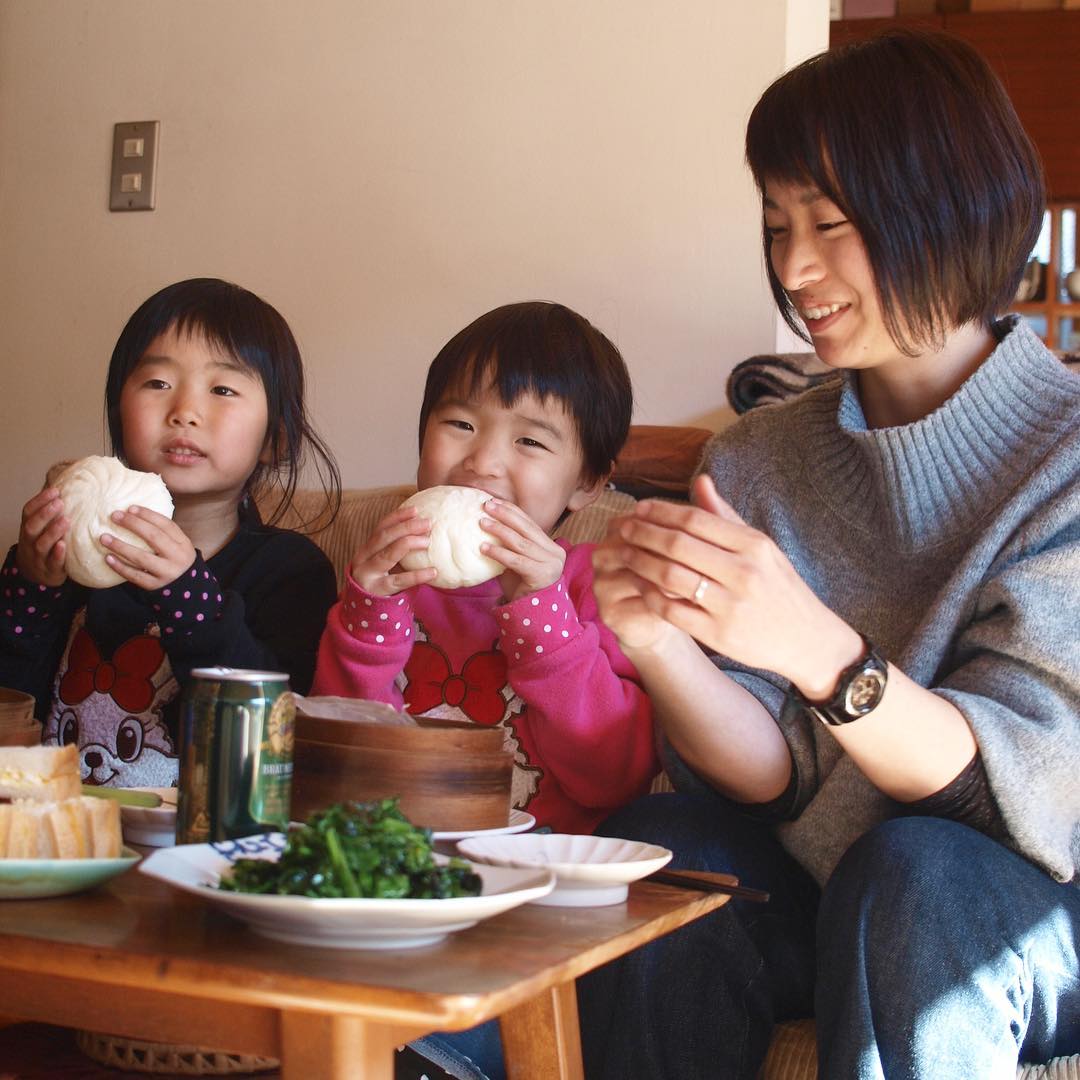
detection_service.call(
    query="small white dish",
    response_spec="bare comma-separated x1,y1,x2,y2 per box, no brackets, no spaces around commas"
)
457,833,673,907
139,832,556,949
431,809,535,842
0,847,141,900
120,787,177,847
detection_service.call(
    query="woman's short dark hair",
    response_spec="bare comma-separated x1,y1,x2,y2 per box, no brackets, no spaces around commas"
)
105,278,340,528
418,302,633,484
745,29,1045,352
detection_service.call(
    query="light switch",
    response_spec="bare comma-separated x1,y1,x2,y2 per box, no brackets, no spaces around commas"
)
110,121,159,211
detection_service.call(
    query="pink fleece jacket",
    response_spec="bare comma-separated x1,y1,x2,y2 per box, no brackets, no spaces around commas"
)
312,540,657,834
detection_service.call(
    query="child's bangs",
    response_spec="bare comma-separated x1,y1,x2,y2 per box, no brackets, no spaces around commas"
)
452,342,578,413
168,311,265,383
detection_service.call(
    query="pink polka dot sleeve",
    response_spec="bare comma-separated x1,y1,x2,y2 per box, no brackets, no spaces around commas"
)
338,582,414,646
495,578,583,664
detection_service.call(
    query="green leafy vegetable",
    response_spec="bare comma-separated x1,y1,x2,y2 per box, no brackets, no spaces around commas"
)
217,798,482,899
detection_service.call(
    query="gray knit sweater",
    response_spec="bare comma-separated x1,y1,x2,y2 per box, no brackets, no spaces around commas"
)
696,318,1080,885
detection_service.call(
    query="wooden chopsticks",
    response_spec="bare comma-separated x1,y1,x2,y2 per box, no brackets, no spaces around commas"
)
645,868,769,903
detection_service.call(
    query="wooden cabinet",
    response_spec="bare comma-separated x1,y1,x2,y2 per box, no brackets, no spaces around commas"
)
1014,201,1080,350
830,11,1080,201
831,14,1080,347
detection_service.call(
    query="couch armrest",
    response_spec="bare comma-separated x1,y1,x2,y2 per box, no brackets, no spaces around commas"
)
612,425,714,499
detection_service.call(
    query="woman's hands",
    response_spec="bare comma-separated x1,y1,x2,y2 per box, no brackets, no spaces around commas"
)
600,473,861,696
592,478,797,803
348,506,438,597
100,507,197,593
16,487,69,587
479,498,566,602
592,513,682,653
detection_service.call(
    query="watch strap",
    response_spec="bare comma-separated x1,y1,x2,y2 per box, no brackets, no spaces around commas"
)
795,634,888,726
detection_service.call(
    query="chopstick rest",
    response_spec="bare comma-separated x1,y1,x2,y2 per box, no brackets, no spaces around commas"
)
645,868,769,903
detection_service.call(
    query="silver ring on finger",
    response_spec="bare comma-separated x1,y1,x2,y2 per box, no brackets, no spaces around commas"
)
692,575,710,605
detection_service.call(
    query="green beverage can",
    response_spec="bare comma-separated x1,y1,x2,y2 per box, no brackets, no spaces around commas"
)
176,667,295,845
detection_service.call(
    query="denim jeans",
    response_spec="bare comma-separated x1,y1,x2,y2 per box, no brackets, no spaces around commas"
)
415,800,1080,1080
411,790,816,1080
577,792,819,1080
817,815,1080,1079
576,795,1080,1080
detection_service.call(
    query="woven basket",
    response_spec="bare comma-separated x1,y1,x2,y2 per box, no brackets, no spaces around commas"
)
76,1031,278,1075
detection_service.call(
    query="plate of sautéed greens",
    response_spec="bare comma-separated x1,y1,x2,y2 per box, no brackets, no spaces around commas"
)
139,798,555,949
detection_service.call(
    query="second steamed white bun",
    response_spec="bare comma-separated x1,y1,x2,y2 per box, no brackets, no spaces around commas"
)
398,486,503,589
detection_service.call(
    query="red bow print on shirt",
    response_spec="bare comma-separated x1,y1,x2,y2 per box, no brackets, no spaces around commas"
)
404,642,508,726
59,629,165,714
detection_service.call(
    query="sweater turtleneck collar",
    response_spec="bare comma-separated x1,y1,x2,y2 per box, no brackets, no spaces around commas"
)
799,317,1080,550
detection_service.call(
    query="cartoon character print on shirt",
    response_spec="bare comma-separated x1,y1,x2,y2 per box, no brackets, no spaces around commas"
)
43,610,179,788
398,621,541,810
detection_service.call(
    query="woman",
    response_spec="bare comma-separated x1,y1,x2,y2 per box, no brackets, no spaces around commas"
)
581,29,1080,1079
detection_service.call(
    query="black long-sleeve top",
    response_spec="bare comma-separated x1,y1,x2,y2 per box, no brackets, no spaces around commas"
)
0,511,336,787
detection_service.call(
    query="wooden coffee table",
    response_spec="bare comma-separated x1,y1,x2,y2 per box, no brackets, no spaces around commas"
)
0,860,733,1079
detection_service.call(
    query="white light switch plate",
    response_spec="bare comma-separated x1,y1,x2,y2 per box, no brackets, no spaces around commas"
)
110,121,159,211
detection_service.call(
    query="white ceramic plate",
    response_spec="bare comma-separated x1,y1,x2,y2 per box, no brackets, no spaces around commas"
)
139,832,556,949
0,847,141,900
457,833,673,907
120,787,177,847
431,809,535,842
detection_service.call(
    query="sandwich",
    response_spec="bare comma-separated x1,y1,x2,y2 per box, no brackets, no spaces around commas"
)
0,744,81,803
0,745,121,859
0,796,121,858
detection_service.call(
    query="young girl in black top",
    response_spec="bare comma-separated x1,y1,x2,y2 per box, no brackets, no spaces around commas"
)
0,278,340,788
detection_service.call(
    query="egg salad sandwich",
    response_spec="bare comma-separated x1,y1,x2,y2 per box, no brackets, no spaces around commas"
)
0,744,81,803
0,745,121,858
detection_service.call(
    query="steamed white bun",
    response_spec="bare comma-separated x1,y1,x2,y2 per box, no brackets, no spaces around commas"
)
55,456,174,589
398,486,503,589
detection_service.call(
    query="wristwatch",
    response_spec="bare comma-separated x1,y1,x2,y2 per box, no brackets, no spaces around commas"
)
796,635,888,726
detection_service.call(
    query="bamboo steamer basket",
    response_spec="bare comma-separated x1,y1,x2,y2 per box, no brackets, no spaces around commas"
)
291,712,514,831
0,687,38,747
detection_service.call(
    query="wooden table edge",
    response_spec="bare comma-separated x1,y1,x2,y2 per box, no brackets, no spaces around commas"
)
0,880,733,1078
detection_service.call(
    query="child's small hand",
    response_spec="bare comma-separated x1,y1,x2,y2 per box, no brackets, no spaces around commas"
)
349,506,438,596
16,487,69,587
480,498,566,602
99,506,197,592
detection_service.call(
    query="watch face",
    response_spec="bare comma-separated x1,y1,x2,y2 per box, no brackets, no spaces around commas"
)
845,668,887,715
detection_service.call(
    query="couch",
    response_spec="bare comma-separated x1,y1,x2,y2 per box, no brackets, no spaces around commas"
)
266,348,1080,1080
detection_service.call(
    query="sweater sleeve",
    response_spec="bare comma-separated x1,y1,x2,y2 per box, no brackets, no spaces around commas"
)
497,542,658,812
933,503,1080,882
311,571,414,706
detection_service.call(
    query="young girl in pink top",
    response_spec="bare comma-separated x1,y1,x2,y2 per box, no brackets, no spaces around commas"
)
313,301,657,834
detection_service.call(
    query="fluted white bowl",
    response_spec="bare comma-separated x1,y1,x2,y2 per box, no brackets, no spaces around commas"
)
457,832,672,907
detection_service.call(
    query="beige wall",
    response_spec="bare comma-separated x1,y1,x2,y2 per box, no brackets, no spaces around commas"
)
0,0,827,543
